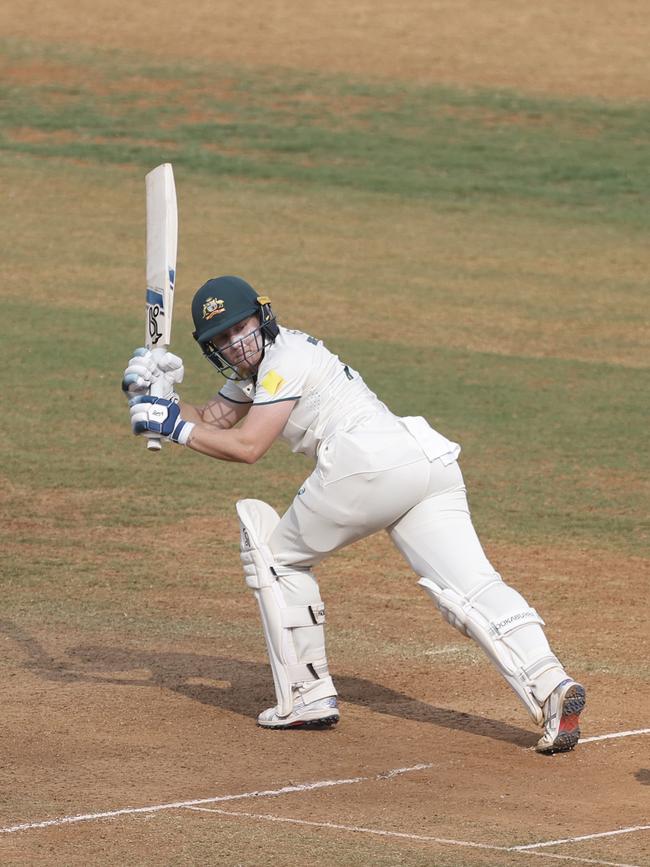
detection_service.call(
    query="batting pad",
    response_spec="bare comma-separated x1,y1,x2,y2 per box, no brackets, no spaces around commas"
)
236,498,335,718
418,575,564,724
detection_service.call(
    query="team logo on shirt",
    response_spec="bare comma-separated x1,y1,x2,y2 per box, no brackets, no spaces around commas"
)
202,297,226,320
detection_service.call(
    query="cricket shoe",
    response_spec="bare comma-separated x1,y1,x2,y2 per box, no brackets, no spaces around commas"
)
257,696,339,730
536,678,586,754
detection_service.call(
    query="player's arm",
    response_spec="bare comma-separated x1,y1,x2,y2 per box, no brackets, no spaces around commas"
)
129,395,296,462
123,349,252,433
179,393,251,430
187,400,296,463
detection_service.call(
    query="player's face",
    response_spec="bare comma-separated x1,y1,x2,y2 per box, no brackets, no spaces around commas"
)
215,314,264,375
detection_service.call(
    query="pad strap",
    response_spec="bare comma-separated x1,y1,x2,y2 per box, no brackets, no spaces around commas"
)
237,498,335,718
281,603,326,628
418,575,562,724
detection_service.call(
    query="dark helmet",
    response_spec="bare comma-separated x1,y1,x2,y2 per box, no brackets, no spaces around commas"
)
191,275,278,378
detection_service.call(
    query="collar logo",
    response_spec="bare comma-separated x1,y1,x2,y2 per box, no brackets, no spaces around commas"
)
202,297,225,320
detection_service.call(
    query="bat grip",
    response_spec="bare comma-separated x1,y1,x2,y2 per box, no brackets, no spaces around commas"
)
145,375,166,452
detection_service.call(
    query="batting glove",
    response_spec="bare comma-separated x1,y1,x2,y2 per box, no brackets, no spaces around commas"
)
122,347,184,401
129,396,195,445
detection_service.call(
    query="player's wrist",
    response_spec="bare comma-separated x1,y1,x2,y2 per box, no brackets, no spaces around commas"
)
170,419,195,446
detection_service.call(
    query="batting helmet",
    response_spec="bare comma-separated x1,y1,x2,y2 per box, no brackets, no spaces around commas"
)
191,275,278,377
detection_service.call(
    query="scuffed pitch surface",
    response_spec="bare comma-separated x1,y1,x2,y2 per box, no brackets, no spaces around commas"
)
0,540,648,865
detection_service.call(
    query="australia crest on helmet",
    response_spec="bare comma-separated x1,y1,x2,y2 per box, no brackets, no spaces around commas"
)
202,297,226,321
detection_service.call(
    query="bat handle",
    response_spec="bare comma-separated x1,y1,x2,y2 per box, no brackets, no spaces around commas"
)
145,374,166,452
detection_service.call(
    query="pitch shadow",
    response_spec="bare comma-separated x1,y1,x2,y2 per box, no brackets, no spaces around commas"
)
0,620,537,749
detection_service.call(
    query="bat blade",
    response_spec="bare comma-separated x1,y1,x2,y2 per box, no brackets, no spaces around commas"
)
144,163,178,451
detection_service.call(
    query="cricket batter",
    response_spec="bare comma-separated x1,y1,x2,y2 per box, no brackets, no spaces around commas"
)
123,275,586,753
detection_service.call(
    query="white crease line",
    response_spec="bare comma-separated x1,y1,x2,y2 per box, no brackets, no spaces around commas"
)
0,763,432,836
511,825,650,850
187,808,509,851
187,807,643,867
579,729,650,744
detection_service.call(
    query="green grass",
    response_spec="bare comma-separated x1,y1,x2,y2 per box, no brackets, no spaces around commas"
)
341,338,649,550
1,39,649,227
0,39,647,646
1,296,647,555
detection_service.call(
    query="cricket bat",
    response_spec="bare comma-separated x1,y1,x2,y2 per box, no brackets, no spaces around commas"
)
144,163,178,451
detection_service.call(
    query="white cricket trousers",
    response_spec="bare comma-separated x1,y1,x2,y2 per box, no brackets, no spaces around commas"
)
268,418,568,710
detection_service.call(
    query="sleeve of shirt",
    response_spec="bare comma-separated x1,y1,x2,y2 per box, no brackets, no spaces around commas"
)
218,377,254,405
253,339,309,406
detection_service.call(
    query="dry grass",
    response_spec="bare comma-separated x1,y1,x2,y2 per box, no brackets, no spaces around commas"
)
3,1,650,100
3,158,648,369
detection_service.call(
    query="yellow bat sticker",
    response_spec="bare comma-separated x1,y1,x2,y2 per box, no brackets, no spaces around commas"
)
260,370,285,396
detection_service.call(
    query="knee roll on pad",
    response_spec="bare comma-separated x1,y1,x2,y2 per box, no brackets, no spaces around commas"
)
236,498,335,718
418,575,561,724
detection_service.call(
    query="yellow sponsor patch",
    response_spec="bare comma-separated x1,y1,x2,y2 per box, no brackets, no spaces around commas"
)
260,370,285,396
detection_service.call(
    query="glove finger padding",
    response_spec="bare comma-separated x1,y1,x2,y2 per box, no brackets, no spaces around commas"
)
122,348,154,396
151,348,184,382
122,362,154,394
122,347,184,399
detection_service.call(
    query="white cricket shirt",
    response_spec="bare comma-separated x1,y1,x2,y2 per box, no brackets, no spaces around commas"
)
218,326,459,462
